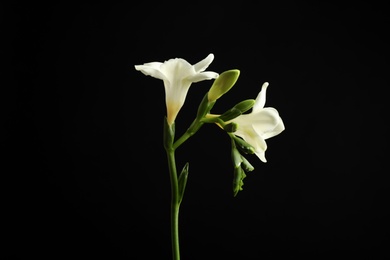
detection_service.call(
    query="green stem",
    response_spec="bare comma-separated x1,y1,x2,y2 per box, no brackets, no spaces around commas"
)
165,127,181,260
164,116,205,259
173,94,216,150
173,131,192,150
173,120,203,150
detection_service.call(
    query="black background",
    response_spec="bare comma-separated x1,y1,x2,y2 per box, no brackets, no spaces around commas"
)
3,2,390,259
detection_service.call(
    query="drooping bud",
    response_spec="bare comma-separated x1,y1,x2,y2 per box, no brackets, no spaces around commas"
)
232,135,255,154
241,155,255,172
233,166,246,197
231,146,243,168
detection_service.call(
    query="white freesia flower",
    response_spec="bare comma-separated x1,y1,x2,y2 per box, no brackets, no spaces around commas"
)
211,82,285,162
135,54,219,125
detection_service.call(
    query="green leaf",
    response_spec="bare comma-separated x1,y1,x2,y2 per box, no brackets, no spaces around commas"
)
178,162,189,204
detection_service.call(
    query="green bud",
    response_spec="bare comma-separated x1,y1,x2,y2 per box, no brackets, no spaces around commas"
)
218,100,255,122
232,135,255,154
231,146,243,168
241,156,254,172
233,166,246,197
208,69,240,102
233,99,255,114
218,108,242,122
224,122,238,133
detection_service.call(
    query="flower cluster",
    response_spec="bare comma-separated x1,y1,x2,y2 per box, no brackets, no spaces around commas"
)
135,53,285,195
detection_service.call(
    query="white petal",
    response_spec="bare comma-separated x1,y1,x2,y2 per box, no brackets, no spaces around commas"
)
255,150,267,163
235,127,268,162
193,53,214,72
252,82,269,112
235,124,265,148
164,80,192,125
250,108,282,135
188,71,219,82
135,61,162,69
232,108,278,137
134,64,167,81
160,58,194,80
262,117,285,139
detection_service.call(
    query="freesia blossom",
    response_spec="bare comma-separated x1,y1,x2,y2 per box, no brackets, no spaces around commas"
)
135,54,219,125
212,82,285,162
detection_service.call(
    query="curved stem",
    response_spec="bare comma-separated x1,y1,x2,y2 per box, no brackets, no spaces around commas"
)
173,120,204,150
173,131,192,150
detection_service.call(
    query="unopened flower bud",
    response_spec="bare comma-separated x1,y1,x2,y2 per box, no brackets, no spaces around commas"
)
208,69,240,102
232,135,255,154
233,99,255,114
224,122,238,133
